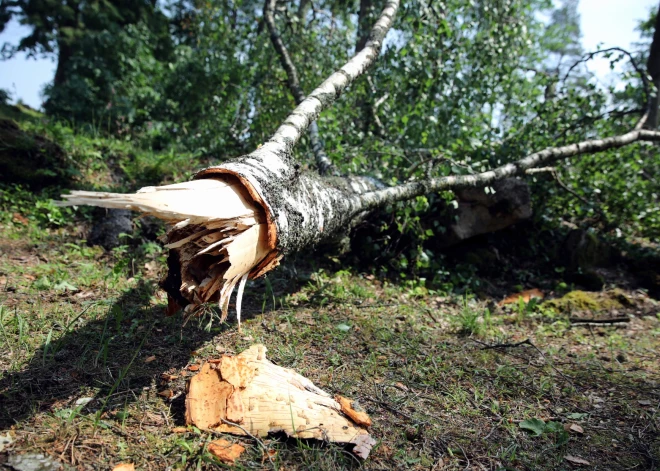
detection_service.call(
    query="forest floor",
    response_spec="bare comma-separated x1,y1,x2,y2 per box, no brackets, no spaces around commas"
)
1,213,659,471
1,104,660,470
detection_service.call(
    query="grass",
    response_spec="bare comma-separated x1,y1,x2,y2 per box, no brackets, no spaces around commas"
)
1,110,659,469
1,207,659,470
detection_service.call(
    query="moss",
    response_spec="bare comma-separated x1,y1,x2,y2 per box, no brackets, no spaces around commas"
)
543,290,624,313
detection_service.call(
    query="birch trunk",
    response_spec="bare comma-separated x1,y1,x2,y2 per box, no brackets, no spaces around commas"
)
60,0,660,324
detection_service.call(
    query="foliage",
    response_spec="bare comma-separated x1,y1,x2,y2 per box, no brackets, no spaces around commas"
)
1,0,658,279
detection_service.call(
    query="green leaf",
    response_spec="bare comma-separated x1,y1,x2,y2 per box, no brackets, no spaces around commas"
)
54,280,78,292
567,412,588,420
544,421,563,433
519,418,546,436
336,323,351,332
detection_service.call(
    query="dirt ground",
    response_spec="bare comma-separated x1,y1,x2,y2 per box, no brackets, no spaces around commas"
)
1,217,659,470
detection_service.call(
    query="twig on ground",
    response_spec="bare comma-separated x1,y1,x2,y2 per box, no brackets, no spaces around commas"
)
473,338,533,350
570,317,630,325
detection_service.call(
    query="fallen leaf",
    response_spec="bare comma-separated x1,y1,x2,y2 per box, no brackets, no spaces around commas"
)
498,288,545,307
565,455,590,466
172,427,188,433
12,213,29,225
157,389,174,399
23,274,36,281
208,438,245,463
564,423,584,434
519,418,546,436
75,397,94,406
188,364,200,371
161,373,178,381
112,464,135,471
394,382,409,391
144,355,157,363
638,400,653,406
261,449,277,464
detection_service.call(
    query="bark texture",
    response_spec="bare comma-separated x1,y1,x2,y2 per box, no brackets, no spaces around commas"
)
647,2,660,129
264,0,336,175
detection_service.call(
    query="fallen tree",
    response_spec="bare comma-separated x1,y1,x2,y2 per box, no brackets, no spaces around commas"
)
61,0,660,328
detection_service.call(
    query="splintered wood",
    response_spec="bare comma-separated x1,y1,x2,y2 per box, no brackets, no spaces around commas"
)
59,177,274,327
185,344,376,459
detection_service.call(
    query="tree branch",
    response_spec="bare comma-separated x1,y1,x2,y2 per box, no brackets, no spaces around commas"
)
563,47,651,116
260,0,399,158
357,129,660,211
263,0,336,175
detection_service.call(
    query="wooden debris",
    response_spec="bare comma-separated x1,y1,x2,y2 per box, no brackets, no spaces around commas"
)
59,176,276,330
335,395,372,427
569,316,629,325
185,344,376,459
208,439,246,464
112,464,135,471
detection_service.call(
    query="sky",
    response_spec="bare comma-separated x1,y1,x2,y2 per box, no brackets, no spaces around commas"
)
0,0,658,110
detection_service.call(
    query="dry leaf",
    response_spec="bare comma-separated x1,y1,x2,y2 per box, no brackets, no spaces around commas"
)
565,423,584,434
172,427,187,434
261,449,277,463
188,364,200,371
498,288,544,307
157,389,174,399
394,382,409,391
565,455,591,466
161,373,178,381
208,438,245,464
112,464,135,471
638,400,653,406
12,213,29,225
144,355,156,363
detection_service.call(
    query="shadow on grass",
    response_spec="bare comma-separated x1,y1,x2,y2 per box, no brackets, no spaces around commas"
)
0,266,314,430
0,280,223,428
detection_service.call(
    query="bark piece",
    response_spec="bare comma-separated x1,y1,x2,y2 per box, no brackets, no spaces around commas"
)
112,465,135,471
185,344,375,459
335,396,372,427
208,439,245,463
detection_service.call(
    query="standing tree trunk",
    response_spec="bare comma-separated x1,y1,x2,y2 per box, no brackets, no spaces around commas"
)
646,2,660,129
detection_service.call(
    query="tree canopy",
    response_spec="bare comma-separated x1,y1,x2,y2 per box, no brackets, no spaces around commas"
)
2,0,659,276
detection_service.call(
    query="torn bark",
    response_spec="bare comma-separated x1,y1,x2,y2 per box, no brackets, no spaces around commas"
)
185,344,376,459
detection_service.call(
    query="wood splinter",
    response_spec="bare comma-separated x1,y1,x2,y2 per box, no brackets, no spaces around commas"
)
58,175,279,330
185,344,377,459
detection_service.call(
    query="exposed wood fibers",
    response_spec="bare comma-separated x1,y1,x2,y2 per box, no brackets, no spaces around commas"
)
59,176,273,329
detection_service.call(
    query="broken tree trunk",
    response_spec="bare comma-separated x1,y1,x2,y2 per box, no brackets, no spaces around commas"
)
185,344,376,459
59,0,660,327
